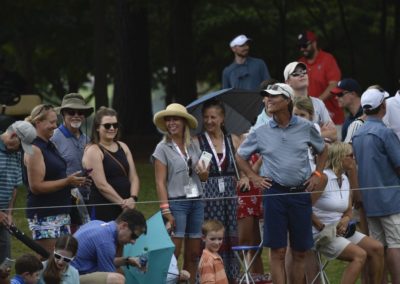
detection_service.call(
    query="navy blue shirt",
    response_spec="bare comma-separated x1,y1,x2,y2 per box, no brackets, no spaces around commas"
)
341,106,363,141
26,137,70,218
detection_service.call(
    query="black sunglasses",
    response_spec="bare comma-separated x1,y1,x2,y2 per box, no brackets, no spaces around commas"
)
290,70,307,77
64,109,85,116
101,123,119,130
54,251,74,263
298,42,311,49
187,157,193,176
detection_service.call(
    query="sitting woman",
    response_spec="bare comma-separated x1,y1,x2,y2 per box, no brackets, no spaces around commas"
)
39,235,79,284
310,142,384,284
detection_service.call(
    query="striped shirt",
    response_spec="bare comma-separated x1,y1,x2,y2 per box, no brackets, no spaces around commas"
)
0,137,22,209
198,249,228,284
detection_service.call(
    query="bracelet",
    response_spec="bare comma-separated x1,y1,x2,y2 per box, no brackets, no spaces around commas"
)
130,195,138,202
160,203,169,209
125,257,130,268
313,170,322,178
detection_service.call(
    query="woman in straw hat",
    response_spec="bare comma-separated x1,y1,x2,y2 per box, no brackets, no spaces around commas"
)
82,107,140,222
24,104,88,254
152,103,209,283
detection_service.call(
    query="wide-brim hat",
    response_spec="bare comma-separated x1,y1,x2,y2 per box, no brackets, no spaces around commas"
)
153,103,198,132
55,93,94,117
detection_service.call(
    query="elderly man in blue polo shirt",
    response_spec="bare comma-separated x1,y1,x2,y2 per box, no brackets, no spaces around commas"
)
236,83,328,284
352,86,400,283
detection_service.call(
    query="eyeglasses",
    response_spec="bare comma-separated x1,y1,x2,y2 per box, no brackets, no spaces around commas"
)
64,109,85,116
187,157,193,176
54,251,74,263
101,123,119,130
290,70,307,77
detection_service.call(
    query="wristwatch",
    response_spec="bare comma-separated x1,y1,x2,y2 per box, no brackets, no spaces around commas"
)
130,195,138,202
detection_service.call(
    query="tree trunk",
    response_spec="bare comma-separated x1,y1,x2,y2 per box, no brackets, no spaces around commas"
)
167,0,197,105
113,0,154,137
92,0,108,108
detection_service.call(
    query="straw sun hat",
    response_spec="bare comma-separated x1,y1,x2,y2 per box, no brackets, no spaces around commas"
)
153,103,198,132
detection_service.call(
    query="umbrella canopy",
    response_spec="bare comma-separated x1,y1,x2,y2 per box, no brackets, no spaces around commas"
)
186,88,263,135
123,211,175,284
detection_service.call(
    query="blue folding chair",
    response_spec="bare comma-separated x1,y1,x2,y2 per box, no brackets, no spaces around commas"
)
232,242,263,284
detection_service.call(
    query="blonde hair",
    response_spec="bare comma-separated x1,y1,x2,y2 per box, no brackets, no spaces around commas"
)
325,142,353,176
202,219,225,236
25,104,55,126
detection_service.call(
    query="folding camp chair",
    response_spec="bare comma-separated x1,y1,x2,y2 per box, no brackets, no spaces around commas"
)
310,250,330,284
232,241,263,284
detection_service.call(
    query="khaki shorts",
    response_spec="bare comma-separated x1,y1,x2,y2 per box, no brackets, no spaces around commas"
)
314,231,365,260
80,272,108,284
368,213,400,248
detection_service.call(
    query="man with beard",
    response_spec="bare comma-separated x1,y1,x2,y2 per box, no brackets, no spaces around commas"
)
297,31,345,134
51,93,93,230
222,34,270,90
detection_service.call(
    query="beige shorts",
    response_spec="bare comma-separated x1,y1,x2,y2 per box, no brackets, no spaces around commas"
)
80,272,108,284
368,213,400,248
314,231,365,259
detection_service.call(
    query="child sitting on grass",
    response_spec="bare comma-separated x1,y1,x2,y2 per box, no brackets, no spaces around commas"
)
198,220,228,284
10,253,43,284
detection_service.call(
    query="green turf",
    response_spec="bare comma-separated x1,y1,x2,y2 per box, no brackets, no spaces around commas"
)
10,162,356,283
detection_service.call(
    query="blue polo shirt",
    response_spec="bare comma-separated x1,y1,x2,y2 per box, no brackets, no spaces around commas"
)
0,137,22,209
352,117,400,217
51,125,89,175
72,220,118,274
238,115,325,187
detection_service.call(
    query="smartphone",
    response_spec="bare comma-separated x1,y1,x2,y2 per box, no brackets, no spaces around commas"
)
199,151,212,168
0,258,15,270
81,168,93,177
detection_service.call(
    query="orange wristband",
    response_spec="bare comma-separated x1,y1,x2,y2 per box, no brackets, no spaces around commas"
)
313,170,322,178
160,203,169,209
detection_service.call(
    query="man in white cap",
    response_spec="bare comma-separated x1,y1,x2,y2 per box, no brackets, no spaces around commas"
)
222,34,270,90
0,121,36,263
236,83,328,283
352,86,400,283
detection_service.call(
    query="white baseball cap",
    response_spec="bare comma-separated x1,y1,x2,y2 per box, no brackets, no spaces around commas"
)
229,35,251,47
361,88,390,110
283,61,307,81
10,121,37,155
260,83,294,100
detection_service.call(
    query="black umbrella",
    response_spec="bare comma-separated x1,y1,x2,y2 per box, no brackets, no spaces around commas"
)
186,88,263,135
6,223,49,259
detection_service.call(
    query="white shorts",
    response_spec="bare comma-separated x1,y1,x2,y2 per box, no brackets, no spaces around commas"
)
367,213,400,248
314,231,365,259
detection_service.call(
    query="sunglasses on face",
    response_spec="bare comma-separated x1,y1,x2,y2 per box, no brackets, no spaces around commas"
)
290,69,307,77
64,109,85,116
336,91,351,97
54,251,74,263
101,123,119,130
298,42,311,49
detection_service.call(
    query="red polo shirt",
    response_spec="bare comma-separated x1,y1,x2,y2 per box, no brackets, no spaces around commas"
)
299,50,344,124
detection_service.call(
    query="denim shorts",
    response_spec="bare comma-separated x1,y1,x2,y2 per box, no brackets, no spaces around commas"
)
169,197,205,238
263,184,313,251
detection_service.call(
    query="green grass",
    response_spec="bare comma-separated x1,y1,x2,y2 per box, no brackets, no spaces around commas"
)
11,162,355,282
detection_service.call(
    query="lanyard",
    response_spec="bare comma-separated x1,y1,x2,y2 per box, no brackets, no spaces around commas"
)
205,132,226,173
173,141,191,176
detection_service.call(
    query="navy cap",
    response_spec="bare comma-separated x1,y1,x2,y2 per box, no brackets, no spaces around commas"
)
331,78,362,95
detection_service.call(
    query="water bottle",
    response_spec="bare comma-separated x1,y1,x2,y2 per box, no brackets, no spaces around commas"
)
138,247,148,273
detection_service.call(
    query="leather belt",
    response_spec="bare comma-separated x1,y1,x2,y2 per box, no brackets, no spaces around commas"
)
272,181,307,192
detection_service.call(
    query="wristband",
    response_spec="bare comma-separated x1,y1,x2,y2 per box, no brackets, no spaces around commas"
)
160,203,169,209
130,195,138,202
313,170,322,178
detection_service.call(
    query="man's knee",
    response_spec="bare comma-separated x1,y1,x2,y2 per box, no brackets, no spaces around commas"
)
291,249,307,262
271,247,286,262
107,272,125,284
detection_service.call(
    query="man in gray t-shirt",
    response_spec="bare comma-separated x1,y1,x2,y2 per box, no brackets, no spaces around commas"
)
236,83,328,283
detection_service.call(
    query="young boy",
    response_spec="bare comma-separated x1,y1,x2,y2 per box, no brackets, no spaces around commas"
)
10,254,43,284
198,220,228,284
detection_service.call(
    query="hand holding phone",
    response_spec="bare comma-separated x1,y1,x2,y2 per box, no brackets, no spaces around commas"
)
198,151,212,169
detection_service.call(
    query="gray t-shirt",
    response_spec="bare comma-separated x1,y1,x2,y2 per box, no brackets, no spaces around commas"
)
310,97,332,125
238,116,325,187
152,139,203,198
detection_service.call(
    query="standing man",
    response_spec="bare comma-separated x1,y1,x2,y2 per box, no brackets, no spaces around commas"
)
222,34,270,90
236,83,328,284
297,31,345,130
330,78,363,141
352,87,400,284
71,209,147,284
0,121,36,263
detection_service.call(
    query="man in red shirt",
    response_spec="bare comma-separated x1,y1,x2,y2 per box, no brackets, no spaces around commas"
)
298,31,345,128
